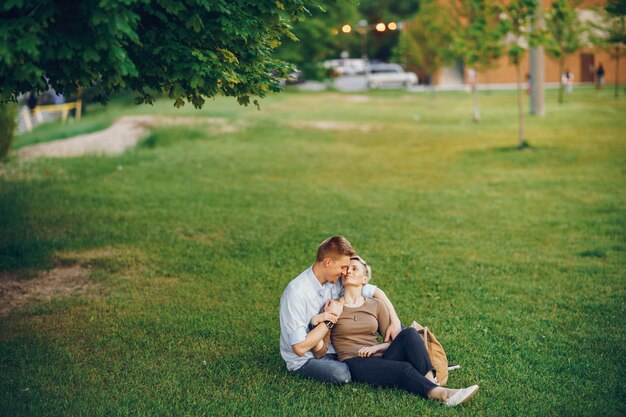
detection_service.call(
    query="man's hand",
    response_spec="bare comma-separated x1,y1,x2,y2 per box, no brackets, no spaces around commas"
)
324,299,344,317
311,311,338,327
384,319,401,342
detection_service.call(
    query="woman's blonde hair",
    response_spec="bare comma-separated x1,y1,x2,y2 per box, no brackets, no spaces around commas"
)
350,256,371,280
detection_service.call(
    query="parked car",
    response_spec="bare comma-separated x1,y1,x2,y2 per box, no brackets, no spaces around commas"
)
366,63,418,89
285,69,305,85
323,58,367,76
273,68,305,87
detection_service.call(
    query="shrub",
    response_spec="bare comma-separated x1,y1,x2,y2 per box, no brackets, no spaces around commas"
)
0,102,18,160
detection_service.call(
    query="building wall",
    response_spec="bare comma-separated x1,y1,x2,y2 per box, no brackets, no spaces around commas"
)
469,48,625,85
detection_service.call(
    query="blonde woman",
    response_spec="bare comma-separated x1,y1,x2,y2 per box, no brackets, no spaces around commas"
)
314,256,479,407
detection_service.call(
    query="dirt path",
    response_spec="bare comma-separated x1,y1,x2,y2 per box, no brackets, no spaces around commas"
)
16,115,378,160
17,115,236,159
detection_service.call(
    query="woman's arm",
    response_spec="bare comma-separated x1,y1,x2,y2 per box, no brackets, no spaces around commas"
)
357,343,390,357
376,296,393,345
373,288,401,341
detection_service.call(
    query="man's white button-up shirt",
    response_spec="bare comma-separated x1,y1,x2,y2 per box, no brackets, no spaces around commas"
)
279,266,377,371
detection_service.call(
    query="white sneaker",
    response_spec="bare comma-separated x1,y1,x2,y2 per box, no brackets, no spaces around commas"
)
443,385,479,407
448,364,461,371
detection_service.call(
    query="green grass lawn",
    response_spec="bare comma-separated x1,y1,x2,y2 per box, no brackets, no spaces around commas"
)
1,87,625,416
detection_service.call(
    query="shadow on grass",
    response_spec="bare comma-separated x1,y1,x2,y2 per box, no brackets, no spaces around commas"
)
485,144,549,153
0,161,136,272
579,249,606,258
460,143,582,170
140,127,209,149
0,184,54,271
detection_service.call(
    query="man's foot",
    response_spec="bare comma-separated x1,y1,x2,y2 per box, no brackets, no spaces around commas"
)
448,363,461,371
443,385,479,407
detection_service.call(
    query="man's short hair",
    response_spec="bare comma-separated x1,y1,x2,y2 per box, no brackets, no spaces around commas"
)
316,236,356,262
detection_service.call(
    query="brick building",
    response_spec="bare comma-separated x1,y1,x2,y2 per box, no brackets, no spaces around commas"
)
435,1,626,87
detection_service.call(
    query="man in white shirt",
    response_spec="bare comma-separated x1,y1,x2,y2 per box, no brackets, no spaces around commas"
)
279,236,401,384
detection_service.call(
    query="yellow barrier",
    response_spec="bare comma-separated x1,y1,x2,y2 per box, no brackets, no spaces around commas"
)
22,99,82,132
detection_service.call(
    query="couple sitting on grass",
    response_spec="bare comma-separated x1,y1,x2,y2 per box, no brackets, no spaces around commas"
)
279,236,479,407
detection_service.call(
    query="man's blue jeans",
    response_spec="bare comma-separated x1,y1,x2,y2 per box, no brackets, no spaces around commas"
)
295,354,352,384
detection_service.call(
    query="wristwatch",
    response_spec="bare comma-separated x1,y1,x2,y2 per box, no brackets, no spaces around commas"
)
325,320,335,329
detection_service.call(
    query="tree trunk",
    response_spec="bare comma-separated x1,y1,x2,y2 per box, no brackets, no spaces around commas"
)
472,82,480,122
615,45,621,99
516,62,527,148
558,58,565,104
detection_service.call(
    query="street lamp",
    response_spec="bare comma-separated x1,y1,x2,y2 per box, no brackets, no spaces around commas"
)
334,20,403,63
358,20,368,61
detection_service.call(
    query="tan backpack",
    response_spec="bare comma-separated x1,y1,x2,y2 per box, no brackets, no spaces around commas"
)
410,321,449,386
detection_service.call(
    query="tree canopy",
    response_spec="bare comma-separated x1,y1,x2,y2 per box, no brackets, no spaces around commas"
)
275,0,360,80
545,0,584,103
545,0,583,60
0,0,319,108
275,0,421,75
392,0,454,83
449,0,505,71
604,0,626,45
358,0,420,60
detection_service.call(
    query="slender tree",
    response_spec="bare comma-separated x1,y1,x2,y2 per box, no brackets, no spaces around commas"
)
606,0,626,98
545,0,584,104
501,0,540,148
588,1,626,98
449,0,506,122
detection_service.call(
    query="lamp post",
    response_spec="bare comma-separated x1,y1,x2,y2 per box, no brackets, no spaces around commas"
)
358,20,368,61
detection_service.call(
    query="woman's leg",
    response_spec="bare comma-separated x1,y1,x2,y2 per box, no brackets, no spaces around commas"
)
345,357,439,398
383,327,435,377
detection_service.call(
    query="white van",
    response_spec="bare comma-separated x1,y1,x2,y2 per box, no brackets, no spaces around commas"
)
366,63,418,88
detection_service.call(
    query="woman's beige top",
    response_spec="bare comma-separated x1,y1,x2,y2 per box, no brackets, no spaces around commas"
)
315,297,390,361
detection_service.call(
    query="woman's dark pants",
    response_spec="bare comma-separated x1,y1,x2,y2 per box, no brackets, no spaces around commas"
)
344,327,438,398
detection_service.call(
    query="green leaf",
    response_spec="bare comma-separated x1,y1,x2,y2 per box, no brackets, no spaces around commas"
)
0,0,320,107
186,14,204,33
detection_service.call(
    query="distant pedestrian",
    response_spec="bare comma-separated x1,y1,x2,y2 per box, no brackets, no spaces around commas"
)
562,69,574,93
596,63,605,90
27,93,38,114
52,92,65,105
